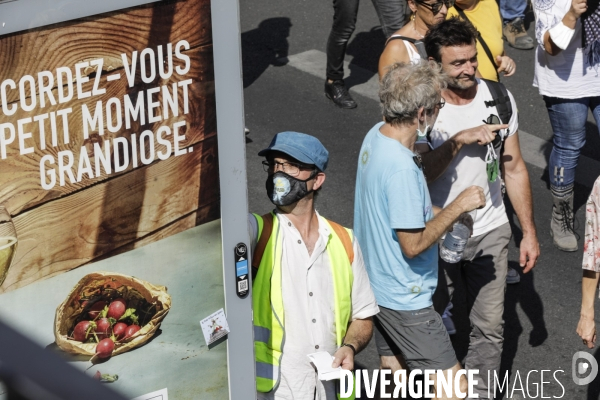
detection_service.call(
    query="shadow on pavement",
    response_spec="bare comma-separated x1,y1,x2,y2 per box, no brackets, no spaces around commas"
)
242,17,292,89
345,26,386,89
497,197,548,398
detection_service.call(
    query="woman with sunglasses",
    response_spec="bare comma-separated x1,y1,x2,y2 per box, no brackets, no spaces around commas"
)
378,0,452,78
448,0,517,81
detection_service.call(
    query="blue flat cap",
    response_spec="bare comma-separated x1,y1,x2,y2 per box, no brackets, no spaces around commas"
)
258,131,329,171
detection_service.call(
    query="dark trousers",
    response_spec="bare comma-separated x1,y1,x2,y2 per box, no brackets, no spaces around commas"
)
326,0,359,81
371,0,409,38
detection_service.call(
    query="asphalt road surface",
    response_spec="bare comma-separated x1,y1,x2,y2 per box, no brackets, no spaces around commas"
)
240,1,600,398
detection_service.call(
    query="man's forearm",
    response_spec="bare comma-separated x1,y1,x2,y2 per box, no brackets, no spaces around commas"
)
421,137,462,183
504,159,536,236
344,317,373,353
398,201,465,258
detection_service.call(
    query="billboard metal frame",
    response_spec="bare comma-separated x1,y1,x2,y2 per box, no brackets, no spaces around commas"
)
211,0,256,398
0,0,161,35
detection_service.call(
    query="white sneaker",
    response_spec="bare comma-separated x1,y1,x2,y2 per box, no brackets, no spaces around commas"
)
506,267,521,284
442,302,456,335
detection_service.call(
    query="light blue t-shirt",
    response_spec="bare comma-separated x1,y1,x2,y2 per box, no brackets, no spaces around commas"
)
353,122,438,311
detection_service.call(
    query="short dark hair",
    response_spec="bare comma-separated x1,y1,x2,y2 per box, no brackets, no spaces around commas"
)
424,17,479,63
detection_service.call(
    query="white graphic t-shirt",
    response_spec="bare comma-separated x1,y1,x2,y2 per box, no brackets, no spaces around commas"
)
428,80,518,237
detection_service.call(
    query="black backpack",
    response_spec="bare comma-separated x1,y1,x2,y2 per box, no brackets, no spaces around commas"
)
481,78,513,127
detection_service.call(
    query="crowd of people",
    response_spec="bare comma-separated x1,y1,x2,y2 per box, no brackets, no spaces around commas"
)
249,0,600,398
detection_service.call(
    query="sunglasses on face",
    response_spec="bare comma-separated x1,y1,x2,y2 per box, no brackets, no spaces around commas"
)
262,160,316,176
413,0,455,15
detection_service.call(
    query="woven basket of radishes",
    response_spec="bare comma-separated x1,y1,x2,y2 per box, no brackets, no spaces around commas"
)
54,272,172,359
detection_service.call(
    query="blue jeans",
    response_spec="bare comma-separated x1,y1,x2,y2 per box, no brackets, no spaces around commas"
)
499,0,526,22
544,96,600,194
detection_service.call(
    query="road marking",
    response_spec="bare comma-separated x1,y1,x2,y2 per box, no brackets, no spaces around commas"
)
283,49,600,188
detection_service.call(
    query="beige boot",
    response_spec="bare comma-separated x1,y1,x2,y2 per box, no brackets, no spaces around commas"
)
503,17,534,50
550,193,578,251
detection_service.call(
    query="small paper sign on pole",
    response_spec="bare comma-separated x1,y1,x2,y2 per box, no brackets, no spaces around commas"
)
200,308,230,345
132,388,168,400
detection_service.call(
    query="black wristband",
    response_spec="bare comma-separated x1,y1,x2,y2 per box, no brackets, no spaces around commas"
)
342,343,356,355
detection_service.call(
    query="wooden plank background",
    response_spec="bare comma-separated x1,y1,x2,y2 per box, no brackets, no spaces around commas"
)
0,0,220,292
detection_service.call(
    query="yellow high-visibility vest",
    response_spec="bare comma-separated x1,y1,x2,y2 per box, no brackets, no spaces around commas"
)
252,212,356,399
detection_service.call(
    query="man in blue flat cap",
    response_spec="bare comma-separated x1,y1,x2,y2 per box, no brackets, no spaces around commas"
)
250,131,379,400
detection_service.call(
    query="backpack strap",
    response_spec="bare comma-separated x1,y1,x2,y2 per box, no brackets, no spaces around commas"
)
454,6,500,82
251,213,354,270
385,35,428,60
481,79,513,126
326,219,354,264
386,34,416,45
252,213,274,270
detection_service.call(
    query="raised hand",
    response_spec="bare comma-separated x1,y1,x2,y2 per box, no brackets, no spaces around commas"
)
570,0,588,19
496,55,516,77
456,124,508,146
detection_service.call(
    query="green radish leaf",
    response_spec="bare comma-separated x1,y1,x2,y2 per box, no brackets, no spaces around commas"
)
85,322,97,338
119,308,137,321
108,317,117,326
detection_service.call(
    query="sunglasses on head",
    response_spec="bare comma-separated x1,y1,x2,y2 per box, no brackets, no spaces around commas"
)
436,97,446,109
485,114,501,125
483,114,502,146
413,0,455,15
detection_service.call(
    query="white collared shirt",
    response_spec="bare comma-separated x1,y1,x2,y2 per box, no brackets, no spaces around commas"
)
250,211,379,400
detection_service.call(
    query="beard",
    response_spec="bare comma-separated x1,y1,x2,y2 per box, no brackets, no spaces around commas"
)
447,73,477,90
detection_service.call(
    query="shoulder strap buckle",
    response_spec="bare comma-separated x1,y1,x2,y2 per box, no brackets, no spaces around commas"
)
252,213,274,270
481,79,513,126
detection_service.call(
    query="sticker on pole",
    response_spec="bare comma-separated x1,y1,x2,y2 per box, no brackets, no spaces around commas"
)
234,242,249,298
200,308,230,346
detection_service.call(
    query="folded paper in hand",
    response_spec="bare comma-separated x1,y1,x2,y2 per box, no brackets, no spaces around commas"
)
307,351,342,381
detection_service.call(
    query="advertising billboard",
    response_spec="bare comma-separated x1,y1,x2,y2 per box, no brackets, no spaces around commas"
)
0,0,254,397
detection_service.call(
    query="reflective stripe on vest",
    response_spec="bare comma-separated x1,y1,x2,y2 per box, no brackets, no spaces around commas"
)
254,325,271,344
256,361,279,381
252,212,354,394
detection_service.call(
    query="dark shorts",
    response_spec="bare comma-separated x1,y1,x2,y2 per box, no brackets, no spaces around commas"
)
374,305,457,371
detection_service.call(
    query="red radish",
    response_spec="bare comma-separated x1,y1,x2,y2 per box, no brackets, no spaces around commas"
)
96,338,115,359
124,324,141,339
73,320,94,342
112,322,128,340
95,318,111,338
107,299,126,320
88,301,107,319
113,298,127,307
